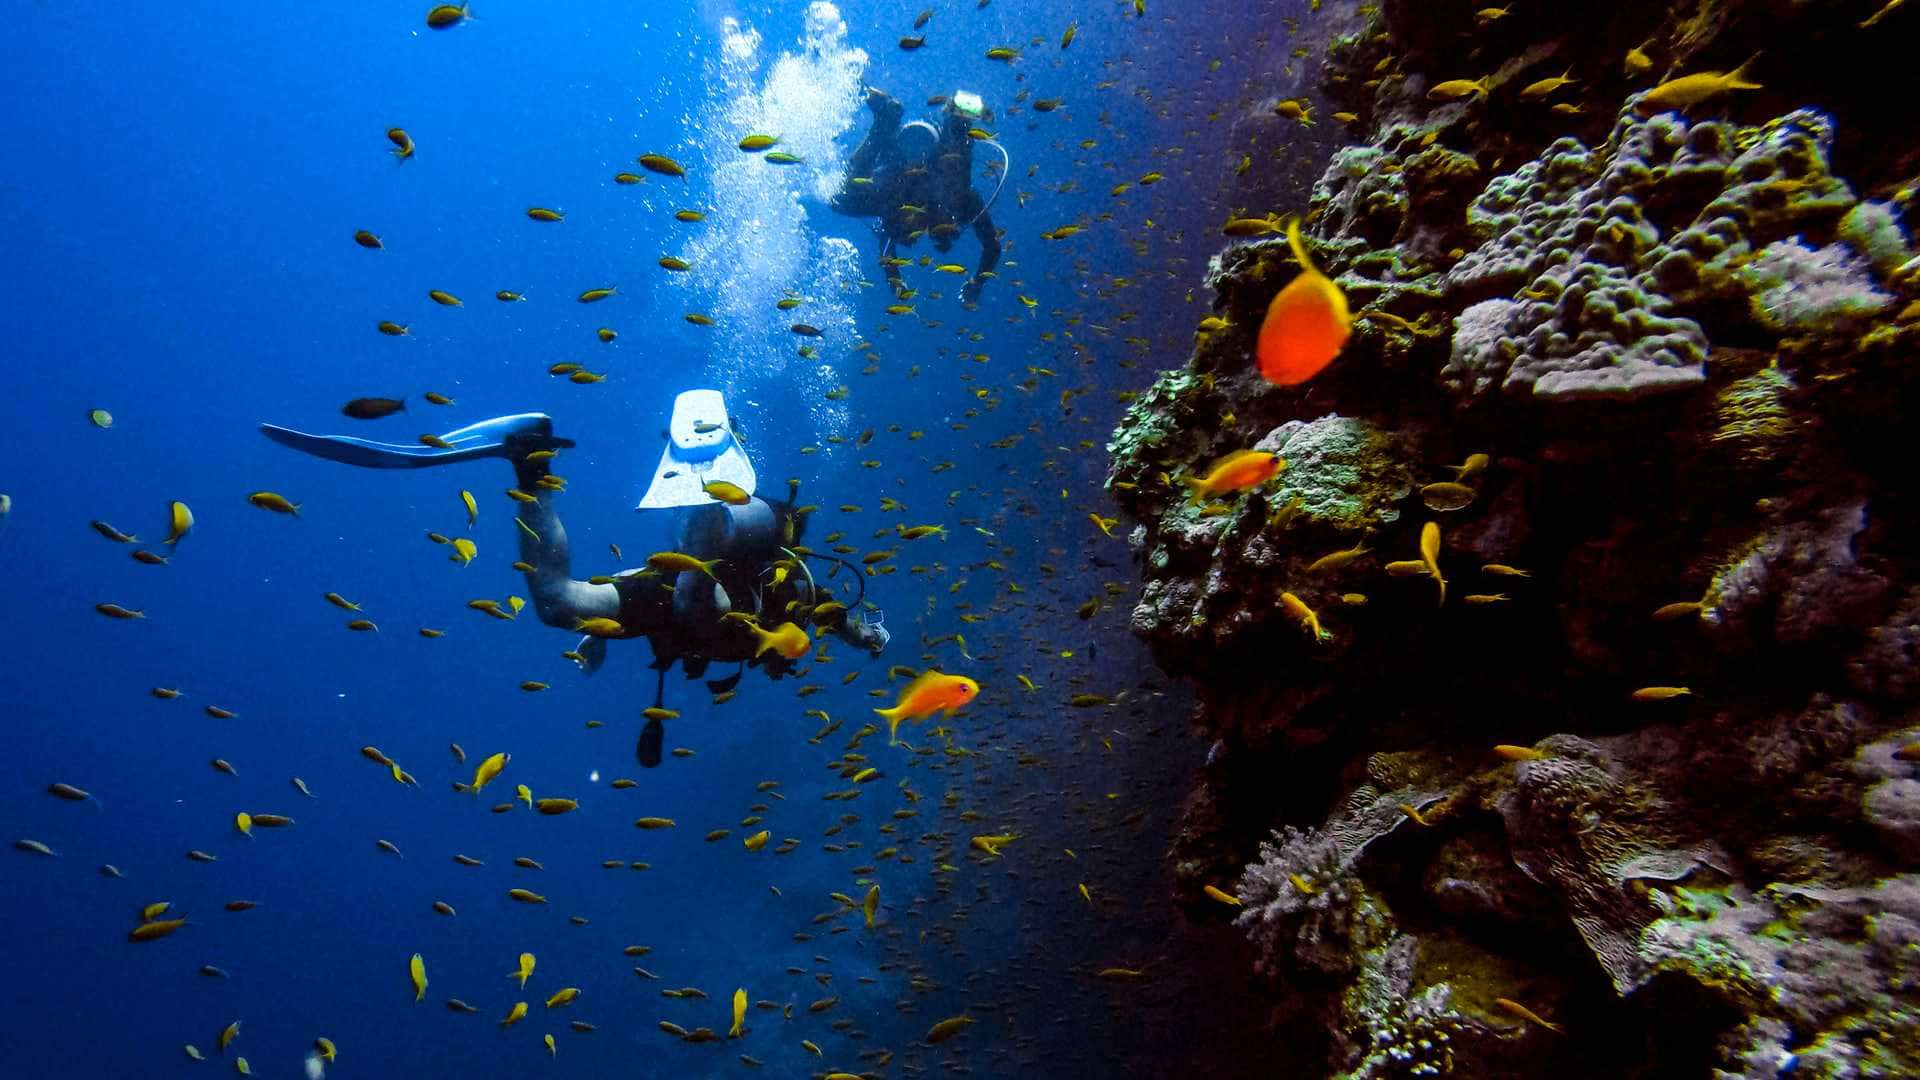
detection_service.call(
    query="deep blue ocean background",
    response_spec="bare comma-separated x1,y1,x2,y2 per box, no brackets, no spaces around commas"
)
1,2,1335,1075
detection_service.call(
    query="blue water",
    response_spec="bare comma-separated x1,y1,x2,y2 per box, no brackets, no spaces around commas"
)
2,1,1310,1075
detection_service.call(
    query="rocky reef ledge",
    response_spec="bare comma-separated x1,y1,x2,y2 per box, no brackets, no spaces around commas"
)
1108,2,1920,1076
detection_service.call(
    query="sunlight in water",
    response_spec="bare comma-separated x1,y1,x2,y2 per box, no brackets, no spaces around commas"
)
679,2,869,442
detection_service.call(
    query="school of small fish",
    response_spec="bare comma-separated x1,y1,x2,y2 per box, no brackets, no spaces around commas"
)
7,0,1788,1070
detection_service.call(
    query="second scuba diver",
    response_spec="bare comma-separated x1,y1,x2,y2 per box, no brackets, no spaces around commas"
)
829,87,1005,304
261,390,890,767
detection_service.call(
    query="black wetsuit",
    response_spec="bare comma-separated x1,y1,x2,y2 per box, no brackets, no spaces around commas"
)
601,497,813,680
831,99,1001,297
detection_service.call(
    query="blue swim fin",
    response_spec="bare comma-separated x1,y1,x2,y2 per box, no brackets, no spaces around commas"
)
260,413,573,469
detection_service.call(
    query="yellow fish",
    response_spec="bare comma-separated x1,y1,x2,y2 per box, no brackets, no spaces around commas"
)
1420,521,1445,606
703,480,750,505
409,953,427,1002
748,621,810,660
1630,686,1692,702
637,153,685,177
1634,54,1761,115
647,551,721,578
730,987,747,1037
165,501,194,545
510,952,535,988
1427,76,1490,101
970,833,1017,857
470,752,509,793
926,1015,975,1043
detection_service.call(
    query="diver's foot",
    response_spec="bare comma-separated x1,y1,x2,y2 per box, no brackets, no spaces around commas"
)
866,87,902,122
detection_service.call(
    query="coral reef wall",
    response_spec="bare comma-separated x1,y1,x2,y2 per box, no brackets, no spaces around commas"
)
1107,2,1920,1076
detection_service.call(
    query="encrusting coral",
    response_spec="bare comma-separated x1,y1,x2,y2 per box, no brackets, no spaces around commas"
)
1105,2,1920,1075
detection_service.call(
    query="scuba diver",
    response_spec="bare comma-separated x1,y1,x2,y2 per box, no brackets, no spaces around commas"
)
829,87,1005,304
261,390,890,767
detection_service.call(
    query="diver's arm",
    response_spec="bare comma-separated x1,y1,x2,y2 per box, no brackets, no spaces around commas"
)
513,457,620,628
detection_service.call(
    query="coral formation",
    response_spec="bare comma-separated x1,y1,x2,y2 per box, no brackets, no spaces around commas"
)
1106,1,1920,1075
1640,876,1920,1076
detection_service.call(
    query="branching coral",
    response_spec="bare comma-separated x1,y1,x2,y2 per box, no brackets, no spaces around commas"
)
1237,779,1446,976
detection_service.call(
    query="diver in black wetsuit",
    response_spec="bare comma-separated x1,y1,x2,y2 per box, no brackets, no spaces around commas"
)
830,87,1004,304
259,403,891,768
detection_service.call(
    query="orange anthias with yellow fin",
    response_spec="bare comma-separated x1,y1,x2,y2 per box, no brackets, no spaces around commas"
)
875,671,980,744
1255,216,1351,385
1182,449,1284,505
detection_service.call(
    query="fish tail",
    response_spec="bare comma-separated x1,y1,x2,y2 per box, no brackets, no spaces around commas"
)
1728,51,1763,89
1284,215,1316,275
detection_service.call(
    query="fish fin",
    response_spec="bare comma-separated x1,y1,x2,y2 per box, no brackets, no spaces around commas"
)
1179,476,1206,506
1727,51,1763,89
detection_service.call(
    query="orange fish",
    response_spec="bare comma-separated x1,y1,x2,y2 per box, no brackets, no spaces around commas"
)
1182,450,1283,505
1255,217,1350,385
874,671,979,744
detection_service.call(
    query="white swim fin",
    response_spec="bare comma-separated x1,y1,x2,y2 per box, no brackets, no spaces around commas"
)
637,390,757,510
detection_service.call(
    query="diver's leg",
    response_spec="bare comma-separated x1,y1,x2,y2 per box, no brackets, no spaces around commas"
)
851,88,903,173
830,90,903,215
511,451,620,628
